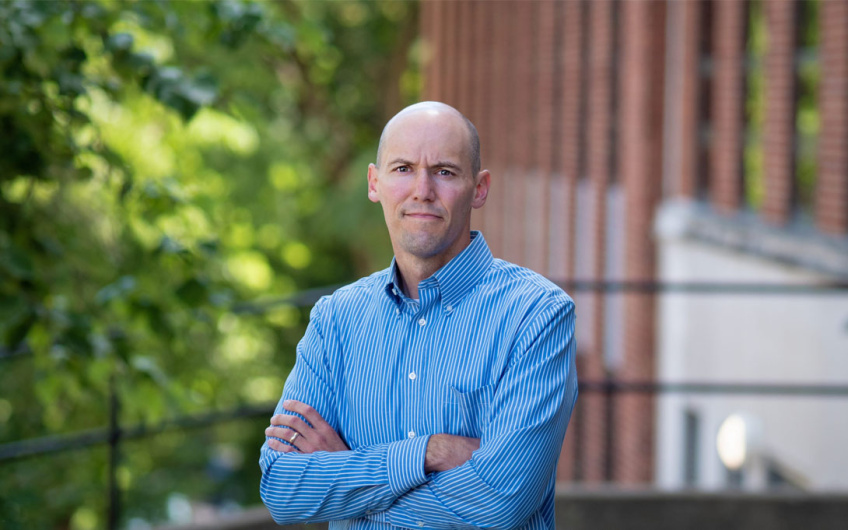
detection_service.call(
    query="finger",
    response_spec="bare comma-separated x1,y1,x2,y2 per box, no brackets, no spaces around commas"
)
283,400,330,432
267,437,297,453
269,414,313,436
270,413,297,426
266,427,313,453
265,426,298,441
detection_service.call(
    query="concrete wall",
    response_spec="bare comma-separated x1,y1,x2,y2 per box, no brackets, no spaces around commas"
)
654,202,848,491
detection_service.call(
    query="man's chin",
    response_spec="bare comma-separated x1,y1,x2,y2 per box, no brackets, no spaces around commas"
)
398,234,449,259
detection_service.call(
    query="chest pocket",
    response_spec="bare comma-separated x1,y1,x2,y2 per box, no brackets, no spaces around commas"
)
443,383,496,438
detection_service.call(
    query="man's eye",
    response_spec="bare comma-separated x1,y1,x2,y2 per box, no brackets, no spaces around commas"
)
437,169,454,177
395,166,410,172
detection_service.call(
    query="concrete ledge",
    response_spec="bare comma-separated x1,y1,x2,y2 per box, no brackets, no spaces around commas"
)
555,489,848,530
654,199,848,280
156,491,848,530
152,506,324,530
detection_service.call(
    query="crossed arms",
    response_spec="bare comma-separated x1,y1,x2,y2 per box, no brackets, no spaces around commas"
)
265,401,480,473
259,298,578,528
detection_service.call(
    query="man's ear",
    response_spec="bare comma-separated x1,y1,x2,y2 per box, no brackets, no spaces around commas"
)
367,163,380,203
471,169,491,209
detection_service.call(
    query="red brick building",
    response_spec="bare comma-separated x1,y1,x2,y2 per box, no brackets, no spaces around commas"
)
419,0,848,486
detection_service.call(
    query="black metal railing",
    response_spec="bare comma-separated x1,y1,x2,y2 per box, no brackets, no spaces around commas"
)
2,280,847,529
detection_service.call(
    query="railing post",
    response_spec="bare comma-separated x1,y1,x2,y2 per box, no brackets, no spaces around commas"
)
603,376,615,482
108,373,121,530
573,394,585,482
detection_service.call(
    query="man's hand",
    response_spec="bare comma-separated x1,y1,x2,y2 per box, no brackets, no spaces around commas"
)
424,434,480,473
265,400,349,454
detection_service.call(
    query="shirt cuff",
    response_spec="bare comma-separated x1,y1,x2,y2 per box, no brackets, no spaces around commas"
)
386,434,431,496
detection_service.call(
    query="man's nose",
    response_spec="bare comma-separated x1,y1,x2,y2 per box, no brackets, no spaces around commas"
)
412,170,436,201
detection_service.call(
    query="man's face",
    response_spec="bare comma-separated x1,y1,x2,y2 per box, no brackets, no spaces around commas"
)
367,109,489,266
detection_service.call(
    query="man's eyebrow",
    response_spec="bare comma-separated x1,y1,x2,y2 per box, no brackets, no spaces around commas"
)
433,161,463,171
385,159,464,172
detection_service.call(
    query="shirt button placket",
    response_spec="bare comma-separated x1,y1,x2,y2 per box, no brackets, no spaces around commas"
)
409,311,424,448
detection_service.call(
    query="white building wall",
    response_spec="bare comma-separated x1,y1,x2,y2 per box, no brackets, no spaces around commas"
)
654,202,848,491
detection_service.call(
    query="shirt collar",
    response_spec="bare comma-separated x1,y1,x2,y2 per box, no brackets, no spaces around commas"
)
383,231,494,310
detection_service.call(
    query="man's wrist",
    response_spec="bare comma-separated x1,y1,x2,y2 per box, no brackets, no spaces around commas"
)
387,434,431,495
424,434,481,473
424,434,447,473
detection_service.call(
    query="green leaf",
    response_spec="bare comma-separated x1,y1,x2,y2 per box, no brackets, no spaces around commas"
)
0,294,28,324
0,241,34,280
175,277,208,307
131,355,170,388
94,276,137,306
57,314,93,356
197,239,219,256
178,73,217,108
105,32,134,53
154,236,187,256
56,70,86,96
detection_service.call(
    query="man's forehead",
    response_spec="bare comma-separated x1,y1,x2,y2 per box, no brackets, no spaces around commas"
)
386,108,467,145
383,118,468,161
376,101,477,170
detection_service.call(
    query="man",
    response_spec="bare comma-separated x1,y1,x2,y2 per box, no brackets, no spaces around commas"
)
260,101,578,529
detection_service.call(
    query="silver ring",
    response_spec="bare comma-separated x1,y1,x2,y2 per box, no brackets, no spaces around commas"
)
289,432,300,444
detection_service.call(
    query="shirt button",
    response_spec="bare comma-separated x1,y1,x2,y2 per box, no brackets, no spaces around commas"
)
408,431,415,438
392,288,398,295
446,305,453,312
418,318,426,326
409,372,416,380
396,307,401,315
417,522,424,527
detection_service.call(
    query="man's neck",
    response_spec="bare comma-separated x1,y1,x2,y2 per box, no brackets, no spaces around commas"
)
392,232,474,299
395,256,444,300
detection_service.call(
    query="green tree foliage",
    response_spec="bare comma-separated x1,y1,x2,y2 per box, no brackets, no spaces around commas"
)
0,1,419,527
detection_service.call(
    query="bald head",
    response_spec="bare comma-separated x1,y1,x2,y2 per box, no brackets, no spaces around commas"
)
376,102,481,176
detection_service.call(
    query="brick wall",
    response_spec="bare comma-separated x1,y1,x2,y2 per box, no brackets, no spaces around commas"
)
418,0,848,486
709,0,745,213
677,0,702,199
616,0,665,484
527,0,558,274
762,0,796,225
582,0,615,483
554,0,584,481
818,0,848,234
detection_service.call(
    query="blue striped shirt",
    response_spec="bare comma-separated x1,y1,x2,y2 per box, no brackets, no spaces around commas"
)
260,232,578,529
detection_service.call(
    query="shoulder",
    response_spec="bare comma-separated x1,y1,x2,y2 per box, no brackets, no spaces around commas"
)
485,259,574,310
310,267,390,319
483,261,576,360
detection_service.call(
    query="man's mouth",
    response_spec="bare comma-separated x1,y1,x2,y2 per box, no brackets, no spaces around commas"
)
404,212,442,220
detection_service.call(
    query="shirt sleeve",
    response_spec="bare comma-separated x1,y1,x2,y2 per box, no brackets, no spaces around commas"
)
259,298,431,524
366,298,579,529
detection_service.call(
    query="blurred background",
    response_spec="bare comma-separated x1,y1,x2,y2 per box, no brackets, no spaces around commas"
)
1,0,847,529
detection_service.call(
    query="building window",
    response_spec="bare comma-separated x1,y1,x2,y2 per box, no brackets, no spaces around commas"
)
577,0,589,182
683,409,701,486
743,0,766,211
795,0,820,216
609,0,621,186
697,0,714,199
